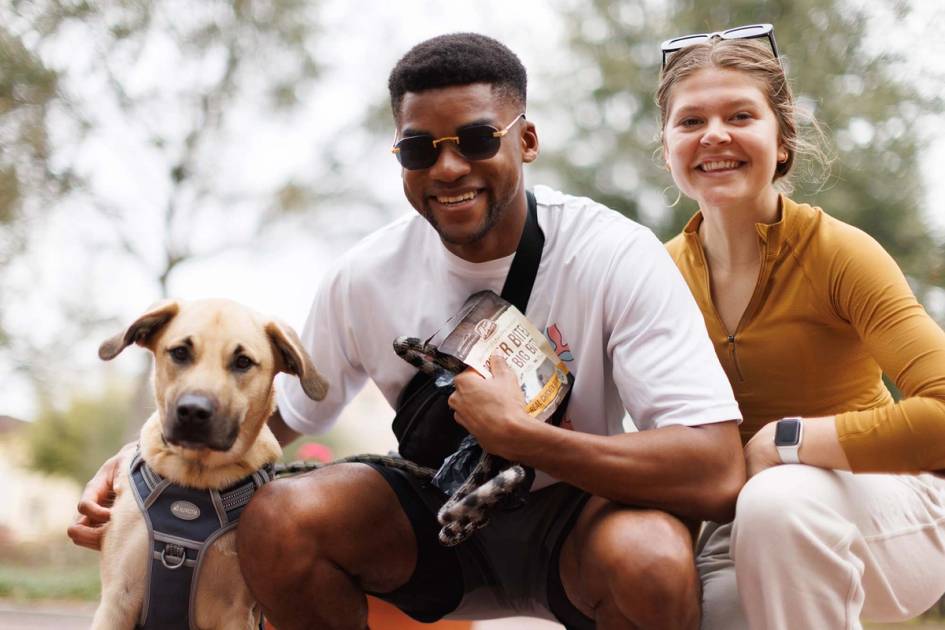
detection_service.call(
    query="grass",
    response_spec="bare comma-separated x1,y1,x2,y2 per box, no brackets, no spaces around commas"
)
0,563,100,601
0,539,100,602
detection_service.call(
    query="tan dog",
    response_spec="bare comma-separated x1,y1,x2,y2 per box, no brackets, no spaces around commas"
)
90,298,327,630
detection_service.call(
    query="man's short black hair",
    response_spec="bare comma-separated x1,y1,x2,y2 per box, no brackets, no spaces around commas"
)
388,33,527,120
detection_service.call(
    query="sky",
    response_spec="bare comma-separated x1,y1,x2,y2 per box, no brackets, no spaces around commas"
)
2,0,944,421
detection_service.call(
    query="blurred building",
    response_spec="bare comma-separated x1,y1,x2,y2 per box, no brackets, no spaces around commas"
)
0,416,80,545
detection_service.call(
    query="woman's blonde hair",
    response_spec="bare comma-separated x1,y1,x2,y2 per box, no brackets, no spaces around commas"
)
656,38,829,191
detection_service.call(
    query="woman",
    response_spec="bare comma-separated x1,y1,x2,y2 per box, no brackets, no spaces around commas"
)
657,26,945,629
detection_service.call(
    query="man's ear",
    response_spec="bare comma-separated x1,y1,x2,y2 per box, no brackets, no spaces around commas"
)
521,118,540,164
99,300,180,360
265,320,329,401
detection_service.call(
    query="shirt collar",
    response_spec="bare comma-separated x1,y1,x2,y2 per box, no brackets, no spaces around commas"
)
682,194,795,259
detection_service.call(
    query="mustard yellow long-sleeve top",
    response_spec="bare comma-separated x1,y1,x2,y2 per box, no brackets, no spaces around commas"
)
665,196,945,473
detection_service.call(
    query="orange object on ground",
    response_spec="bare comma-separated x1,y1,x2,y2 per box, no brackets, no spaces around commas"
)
263,595,473,629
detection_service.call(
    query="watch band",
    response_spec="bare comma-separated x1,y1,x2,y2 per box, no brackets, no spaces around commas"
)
775,417,804,464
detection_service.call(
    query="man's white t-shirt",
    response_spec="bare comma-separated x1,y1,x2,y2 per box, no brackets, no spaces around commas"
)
277,185,741,490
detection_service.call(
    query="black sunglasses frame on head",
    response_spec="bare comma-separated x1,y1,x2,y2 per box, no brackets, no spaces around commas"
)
660,23,781,69
391,113,525,171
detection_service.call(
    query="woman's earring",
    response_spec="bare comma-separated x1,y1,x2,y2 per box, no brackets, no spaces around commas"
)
661,185,682,208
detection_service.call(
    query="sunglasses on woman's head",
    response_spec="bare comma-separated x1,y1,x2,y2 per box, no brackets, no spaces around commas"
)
661,23,781,68
391,113,525,171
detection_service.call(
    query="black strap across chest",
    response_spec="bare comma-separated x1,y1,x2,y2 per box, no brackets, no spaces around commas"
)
500,189,544,313
391,191,546,468
129,450,272,630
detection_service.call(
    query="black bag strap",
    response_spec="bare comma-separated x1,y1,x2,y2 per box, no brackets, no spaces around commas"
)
499,189,543,311
396,189,543,401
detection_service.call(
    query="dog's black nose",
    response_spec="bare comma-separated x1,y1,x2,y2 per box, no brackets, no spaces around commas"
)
176,393,215,425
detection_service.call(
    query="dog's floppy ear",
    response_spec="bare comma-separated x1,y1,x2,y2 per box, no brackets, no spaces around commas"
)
98,300,181,361
265,320,329,401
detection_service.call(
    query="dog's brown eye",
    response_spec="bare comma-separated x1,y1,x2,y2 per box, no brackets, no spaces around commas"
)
232,355,254,372
169,346,190,363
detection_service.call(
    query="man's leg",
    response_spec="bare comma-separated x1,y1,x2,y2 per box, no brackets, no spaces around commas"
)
237,463,418,630
558,497,701,630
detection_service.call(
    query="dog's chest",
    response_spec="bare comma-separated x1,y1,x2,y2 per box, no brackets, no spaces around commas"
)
127,454,270,629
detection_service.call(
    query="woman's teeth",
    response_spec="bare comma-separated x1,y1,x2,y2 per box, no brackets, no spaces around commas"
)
700,160,741,172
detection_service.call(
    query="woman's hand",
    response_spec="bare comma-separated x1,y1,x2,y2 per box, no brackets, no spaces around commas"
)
66,442,134,550
744,421,781,478
448,354,532,459
744,416,851,478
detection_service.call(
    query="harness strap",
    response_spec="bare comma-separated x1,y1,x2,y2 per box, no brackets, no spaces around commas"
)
130,449,272,630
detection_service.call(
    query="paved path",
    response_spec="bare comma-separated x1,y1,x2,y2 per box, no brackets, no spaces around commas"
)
0,601,97,630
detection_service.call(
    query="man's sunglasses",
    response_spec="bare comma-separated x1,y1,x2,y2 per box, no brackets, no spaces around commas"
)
391,113,525,171
660,23,781,68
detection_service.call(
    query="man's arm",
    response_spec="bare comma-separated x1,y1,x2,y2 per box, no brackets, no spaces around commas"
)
268,407,301,446
450,357,745,523
67,441,136,550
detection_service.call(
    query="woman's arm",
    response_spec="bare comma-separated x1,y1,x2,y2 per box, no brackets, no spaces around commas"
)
747,223,945,476
829,226,945,472
744,416,850,477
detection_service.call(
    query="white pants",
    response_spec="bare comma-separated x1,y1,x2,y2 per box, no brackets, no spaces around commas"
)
697,466,945,630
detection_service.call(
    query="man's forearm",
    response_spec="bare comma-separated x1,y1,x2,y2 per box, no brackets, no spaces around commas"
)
268,408,301,447
510,420,745,523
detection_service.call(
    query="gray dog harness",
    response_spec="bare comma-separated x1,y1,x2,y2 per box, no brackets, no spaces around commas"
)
129,449,273,630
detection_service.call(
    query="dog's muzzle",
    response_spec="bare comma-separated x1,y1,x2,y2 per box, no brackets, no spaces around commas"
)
166,393,237,451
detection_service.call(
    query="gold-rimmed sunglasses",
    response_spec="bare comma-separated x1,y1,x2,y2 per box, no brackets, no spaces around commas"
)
661,23,781,68
391,113,525,171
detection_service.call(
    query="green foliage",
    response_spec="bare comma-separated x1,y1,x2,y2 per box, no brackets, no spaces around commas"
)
544,0,941,290
0,25,61,257
27,386,133,484
0,563,100,601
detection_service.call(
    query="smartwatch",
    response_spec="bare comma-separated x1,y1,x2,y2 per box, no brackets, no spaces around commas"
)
774,417,804,464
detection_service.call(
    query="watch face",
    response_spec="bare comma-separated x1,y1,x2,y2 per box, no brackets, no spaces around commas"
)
775,420,801,446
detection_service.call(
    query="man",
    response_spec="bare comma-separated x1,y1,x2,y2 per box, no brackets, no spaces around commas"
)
71,33,744,629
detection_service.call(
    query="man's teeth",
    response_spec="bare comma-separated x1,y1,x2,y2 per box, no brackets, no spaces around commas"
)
437,191,477,204
700,160,741,172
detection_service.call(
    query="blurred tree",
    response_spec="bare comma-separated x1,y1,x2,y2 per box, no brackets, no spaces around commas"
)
0,0,342,426
2,0,325,297
0,24,69,349
540,0,943,298
27,385,132,484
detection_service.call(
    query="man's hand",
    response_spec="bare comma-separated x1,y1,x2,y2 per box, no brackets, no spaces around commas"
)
744,420,781,478
67,442,133,550
448,354,532,458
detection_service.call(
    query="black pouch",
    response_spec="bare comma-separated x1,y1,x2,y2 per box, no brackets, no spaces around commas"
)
391,370,465,469
391,191,543,469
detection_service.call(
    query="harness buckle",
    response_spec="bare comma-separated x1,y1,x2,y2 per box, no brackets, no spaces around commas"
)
161,543,187,569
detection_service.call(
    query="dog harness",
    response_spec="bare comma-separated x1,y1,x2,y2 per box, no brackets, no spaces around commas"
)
129,449,273,630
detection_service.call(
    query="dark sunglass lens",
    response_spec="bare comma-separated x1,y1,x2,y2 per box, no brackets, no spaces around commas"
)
398,137,437,170
457,126,501,160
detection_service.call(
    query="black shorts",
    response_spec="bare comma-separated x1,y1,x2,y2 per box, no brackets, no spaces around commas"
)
364,462,593,629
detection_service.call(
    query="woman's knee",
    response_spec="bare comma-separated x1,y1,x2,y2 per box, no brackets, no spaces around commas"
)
732,466,852,565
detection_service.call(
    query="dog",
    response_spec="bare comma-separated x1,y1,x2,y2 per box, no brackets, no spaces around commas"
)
90,298,328,630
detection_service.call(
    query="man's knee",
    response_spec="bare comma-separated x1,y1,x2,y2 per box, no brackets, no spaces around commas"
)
238,476,324,587
608,512,699,624
565,503,699,629
238,464,417,595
